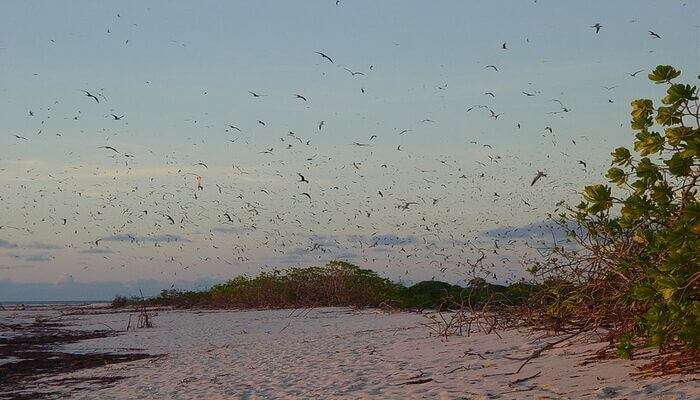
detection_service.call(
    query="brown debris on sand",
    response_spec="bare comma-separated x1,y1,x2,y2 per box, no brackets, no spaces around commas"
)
0,318,156,399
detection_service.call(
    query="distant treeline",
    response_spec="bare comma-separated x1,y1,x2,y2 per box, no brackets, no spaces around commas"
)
112,260,535,310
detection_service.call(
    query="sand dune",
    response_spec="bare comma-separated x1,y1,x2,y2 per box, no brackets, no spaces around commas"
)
3,306,698,399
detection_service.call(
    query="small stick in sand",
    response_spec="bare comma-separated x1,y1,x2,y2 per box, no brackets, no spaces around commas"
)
279,322,291,333
507,331,583,374
397,378,434,386
509,370,542,386
463,350,486,360
444,365,467,375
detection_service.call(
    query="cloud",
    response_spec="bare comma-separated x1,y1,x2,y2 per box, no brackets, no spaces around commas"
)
26,242,62,250
270,234,360,264
0,239,17,249
210,227,249,235
271,233,415,264
0,277,223,302
100,233,189,244
22,253,54,262
0,264,34,270
482,219,582,240
365,234,416,246
4,252,54,262
79,248,114,254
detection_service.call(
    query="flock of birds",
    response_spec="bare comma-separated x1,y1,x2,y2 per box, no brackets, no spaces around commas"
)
0,3,684,286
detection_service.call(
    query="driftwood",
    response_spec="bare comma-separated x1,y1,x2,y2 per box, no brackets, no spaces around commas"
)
505,331,583,374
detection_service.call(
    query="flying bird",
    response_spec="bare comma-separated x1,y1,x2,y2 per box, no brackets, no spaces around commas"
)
13,134,28,141
488,109,502,119
591,23,602,33
343,68,364,76
295,94,308,101
397,201,418,210
484,65,498,71
111,114,125,120
531,171,547,186
628,69,644,77
648,30,661,39
98,145,119,153
297,173,308,183
318,120,325,131
248,91,263,98
81,90,100,103
315,51,333,63
501,42,507,49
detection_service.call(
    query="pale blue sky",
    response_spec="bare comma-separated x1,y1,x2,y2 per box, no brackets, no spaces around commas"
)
0,1,698,294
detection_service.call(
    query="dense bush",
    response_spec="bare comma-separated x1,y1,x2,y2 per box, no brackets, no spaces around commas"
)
112,261,534,310
206,260,404,308
528,65,698,358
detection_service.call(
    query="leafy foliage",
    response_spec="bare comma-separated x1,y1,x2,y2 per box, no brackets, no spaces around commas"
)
112,261,535,310
530,66,699,360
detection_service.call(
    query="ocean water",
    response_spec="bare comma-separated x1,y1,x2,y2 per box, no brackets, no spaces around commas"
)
0,300,106,306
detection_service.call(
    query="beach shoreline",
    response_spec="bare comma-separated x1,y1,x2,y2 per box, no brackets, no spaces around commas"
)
1,304,697,399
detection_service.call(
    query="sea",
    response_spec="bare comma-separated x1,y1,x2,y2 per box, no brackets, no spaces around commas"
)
0,300,107,306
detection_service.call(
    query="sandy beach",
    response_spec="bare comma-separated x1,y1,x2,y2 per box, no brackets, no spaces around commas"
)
1,305,697,399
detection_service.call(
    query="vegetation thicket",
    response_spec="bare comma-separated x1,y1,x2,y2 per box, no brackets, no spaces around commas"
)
113,260,533,310
525,66,698,367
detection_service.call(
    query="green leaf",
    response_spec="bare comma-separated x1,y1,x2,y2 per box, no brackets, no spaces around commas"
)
662,84,698,105
611,147,632,166
630,99,654,130
664,153,693,177
635,158,661,183
616,333,634,359
621,195,650,220
655,106,683,126
606,167,627,185
648,65,681,84
630,179,647,196
680,136,700,158
634,131,665,156
651,181,673,205
664,127,694,146
630,283,656,301
582,184,612,213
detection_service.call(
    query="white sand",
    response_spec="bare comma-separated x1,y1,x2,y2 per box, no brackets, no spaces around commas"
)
4,307,698,399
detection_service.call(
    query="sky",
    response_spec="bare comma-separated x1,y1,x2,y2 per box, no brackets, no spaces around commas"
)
0,1,698,299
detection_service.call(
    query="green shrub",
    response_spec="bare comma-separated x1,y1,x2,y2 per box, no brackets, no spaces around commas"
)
531,65,698,356
112,261,535,311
